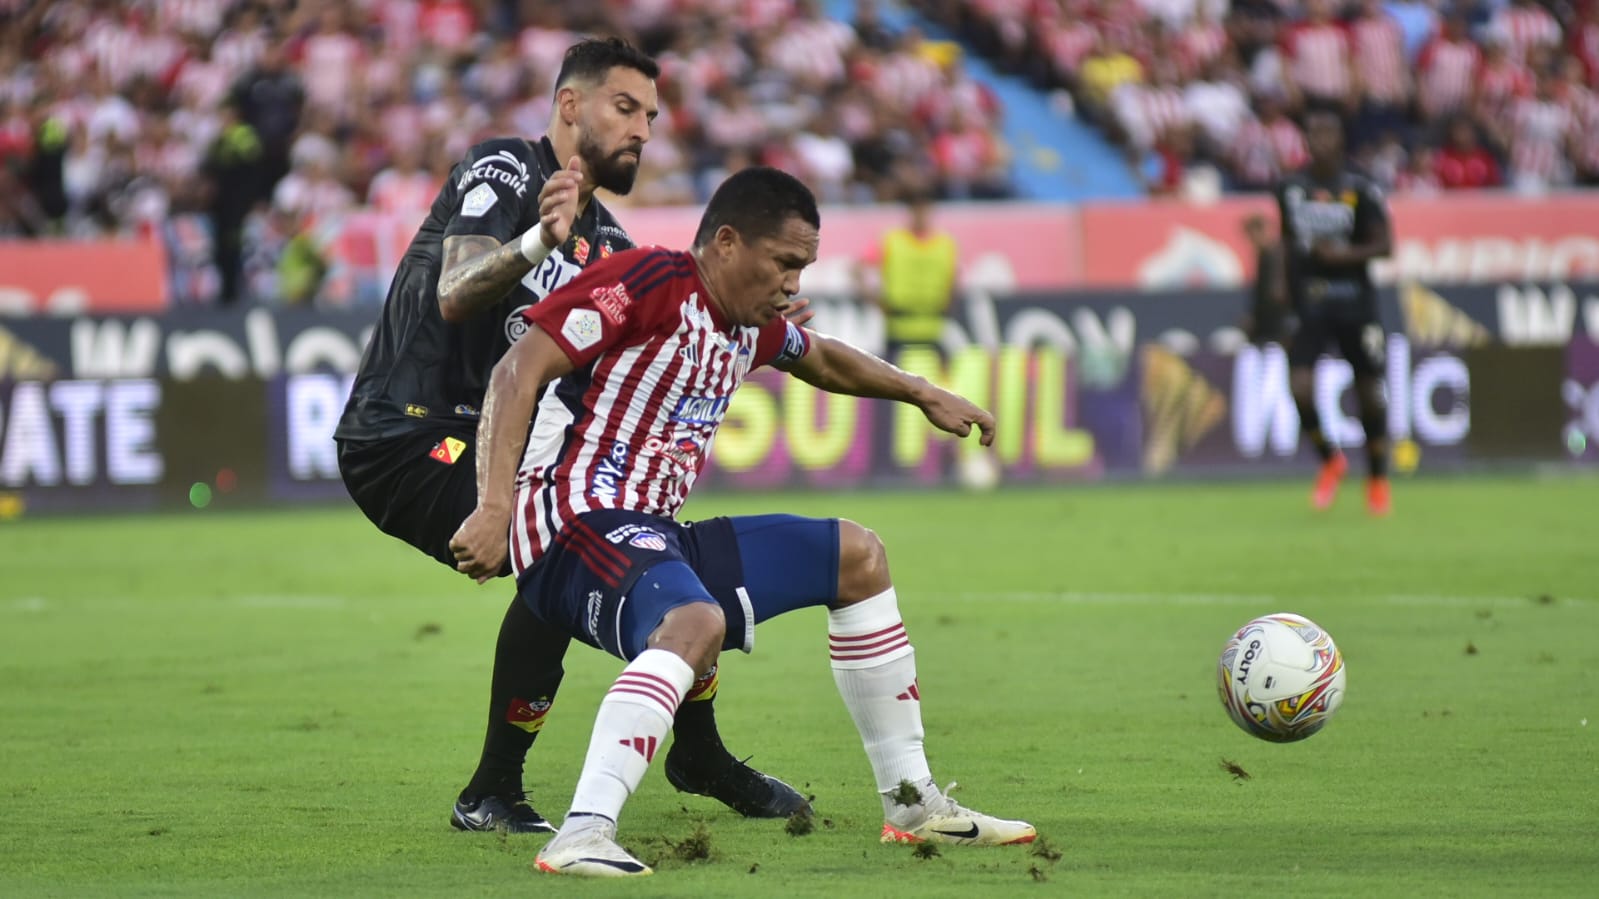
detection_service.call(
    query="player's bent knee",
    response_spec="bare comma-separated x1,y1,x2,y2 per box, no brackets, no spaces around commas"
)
647,601,725,677
835,519,891,604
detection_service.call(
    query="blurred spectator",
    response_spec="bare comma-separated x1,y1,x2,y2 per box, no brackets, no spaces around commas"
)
1280,0,1355,113
1184,51,1251,155
1434,118,1502,190
1393,145,1442,196
1489,0,1562,65
367,142,439,217
1416,10,1480,124
230,42,303,192
1229,93,1308,190
1499,72,1575,194
1349,0,1409,147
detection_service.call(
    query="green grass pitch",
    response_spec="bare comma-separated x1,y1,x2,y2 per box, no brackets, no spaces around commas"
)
2,476,1596,897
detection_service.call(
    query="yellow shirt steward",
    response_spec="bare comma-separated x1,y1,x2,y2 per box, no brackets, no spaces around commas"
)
880,228,958,344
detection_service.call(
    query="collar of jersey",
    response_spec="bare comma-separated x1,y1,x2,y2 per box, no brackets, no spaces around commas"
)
686,253,735,333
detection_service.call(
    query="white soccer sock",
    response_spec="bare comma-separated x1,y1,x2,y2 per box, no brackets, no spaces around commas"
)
829,588,934,802
566,649,695,824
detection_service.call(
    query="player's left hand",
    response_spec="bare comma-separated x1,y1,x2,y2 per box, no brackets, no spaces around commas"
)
778,296,816,328
450,506,511,584
1310,239,1348,266
919,388,996,446
537,156,584,249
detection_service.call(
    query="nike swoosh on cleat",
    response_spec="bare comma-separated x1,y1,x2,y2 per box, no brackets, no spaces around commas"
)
565,857,649,874
932,824,981,839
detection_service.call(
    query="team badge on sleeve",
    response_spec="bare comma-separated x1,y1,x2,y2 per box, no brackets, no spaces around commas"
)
461,183,497,218
562,308,603,350
774,321,809,367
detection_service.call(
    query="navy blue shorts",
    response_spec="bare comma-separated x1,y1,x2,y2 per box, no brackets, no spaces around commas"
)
516,509,840,660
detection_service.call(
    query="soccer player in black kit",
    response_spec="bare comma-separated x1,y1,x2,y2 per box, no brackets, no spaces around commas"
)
1275,111,1394,516
334,38,807,833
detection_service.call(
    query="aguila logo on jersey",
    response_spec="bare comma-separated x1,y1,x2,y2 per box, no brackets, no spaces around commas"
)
590,442,630,500
505,304,533,343
670,394,729,425
456,150,530,197
573,236,591,265
600,241,614,259
590,282,632,325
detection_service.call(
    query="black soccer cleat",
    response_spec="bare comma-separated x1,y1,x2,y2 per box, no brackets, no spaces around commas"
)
450,792,557,834
663,746,812,819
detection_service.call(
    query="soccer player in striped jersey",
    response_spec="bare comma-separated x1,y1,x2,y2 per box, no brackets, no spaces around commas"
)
450,167,1035,877
335,38,804,835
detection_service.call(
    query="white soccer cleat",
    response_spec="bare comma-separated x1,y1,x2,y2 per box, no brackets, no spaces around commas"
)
534,819,653,877
880,782,1037,847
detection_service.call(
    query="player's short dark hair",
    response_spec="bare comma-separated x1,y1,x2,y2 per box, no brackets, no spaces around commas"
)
553,37,659,91
693,167,821,248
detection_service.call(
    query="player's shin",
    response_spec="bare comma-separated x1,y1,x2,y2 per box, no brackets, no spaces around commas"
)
827,588,935,819
1358,382,1389,479
460,597,568,802
565,649,695,825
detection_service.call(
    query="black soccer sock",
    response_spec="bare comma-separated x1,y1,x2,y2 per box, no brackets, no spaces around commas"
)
1358,379,1389,479
1362,414,1389,479
1294,395,1335,463
668,665,729,765
461,596,571,801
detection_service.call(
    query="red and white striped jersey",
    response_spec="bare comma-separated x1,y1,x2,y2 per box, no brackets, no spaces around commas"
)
1417,36,1480,118
510,248,812,575
1281,21,1352,100
1490,4,1562,63
1351,12,1408,104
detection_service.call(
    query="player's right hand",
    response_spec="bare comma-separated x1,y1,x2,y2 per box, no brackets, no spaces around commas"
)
450,506,511,584
537,156,584,249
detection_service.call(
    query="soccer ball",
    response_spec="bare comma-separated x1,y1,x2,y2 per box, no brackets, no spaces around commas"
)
1216,613,1346,743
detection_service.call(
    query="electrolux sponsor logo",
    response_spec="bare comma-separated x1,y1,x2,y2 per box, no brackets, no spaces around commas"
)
456,150,530,198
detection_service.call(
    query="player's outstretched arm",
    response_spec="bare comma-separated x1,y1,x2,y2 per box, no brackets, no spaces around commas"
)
788,330,994,446
436,157,584,323
449,327,576,581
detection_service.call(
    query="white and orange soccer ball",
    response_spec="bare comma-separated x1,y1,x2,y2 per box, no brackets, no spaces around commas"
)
1217,613,1346,743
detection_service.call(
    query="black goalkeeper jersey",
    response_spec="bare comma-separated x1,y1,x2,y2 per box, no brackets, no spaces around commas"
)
336,136,633,442
1273,168,1389,317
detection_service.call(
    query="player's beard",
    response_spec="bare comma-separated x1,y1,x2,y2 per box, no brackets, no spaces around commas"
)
581,134,642,195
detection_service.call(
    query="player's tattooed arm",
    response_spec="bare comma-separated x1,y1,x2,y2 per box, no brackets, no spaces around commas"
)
436,235,534,323
788,331,995,445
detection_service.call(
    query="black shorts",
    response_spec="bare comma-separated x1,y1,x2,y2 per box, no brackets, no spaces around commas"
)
1287,303,1385,377
336,424,486,571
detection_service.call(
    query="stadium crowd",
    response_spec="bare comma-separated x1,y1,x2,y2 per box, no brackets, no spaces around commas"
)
0,0,1010,302
3,0,1596,303
924,0,1599,199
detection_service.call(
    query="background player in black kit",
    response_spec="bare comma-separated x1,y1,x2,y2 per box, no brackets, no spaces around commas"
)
1275,111,1394,517
334,39,806,834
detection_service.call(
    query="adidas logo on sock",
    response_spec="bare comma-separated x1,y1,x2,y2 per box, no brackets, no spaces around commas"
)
619,735,659,761
895,681,921,702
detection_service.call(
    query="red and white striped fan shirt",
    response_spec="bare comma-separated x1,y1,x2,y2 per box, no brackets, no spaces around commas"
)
1491,4,1562,63
1417,35,1480,118
1475,57,1535,123
1282,21,1352,100
1351,11,1407,104
510,248,812,575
